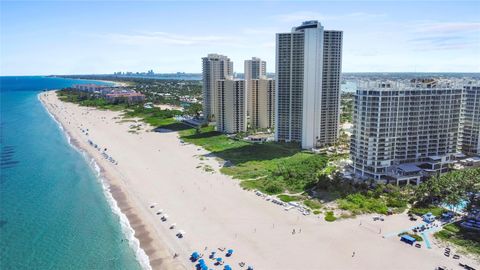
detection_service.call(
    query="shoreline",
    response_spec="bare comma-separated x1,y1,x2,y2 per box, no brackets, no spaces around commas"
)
39,91,184,270
39,90,479,270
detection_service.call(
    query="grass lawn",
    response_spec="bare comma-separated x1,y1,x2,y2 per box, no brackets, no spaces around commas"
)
278,194,303,203
164,124,329,194
409,205,447,217
435,223,480,256
304,199,322,209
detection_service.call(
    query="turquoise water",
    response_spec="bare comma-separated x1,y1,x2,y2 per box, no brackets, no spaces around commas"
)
0,77,144,270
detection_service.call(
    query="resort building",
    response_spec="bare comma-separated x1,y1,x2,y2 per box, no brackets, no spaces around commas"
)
460,82,480,156
73,84,110,92
250,78,275,129
244,57,267,119
202,54,234,122
350,79,463,184
216,78,247,134
275,20,343,149
73,84,145,104
105,92,145,104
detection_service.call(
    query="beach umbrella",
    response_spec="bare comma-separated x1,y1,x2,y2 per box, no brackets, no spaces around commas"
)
198,259,205,265
192,252,199,259
224,265,232,270
216,258,222,262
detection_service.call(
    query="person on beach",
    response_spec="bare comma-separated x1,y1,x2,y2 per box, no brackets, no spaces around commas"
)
352,251,355,257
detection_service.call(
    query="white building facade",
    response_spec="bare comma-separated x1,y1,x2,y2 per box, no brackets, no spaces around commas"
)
216,79,247,134
202,54,233,121
460,83,480,155
275,21,342,149
350,80,463,184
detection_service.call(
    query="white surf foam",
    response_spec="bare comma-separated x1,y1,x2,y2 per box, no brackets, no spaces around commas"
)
39,93,152,270
90,158,153,270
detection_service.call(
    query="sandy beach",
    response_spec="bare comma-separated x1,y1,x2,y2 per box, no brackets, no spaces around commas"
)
40,90,479,270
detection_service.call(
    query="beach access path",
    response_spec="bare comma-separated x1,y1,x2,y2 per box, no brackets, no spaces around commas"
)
40,91,479,270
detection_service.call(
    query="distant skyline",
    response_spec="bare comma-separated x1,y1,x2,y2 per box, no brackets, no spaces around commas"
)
1,1,479,76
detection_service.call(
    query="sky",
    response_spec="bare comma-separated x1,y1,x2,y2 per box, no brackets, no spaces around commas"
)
1,0,479,75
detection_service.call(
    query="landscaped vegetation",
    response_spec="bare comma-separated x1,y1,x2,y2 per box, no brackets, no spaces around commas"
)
57,88,183,127
277,194,303,203
435,223,480,256
177,125,328,194
411,168,480,215
58,88,129,110
123,106,182,127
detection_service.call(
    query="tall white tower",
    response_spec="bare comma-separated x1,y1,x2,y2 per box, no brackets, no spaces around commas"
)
275,21,342,149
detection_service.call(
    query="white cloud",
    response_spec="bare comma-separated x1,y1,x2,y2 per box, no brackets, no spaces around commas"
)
103,31,244,47
272,11,385,23
415,22,480,34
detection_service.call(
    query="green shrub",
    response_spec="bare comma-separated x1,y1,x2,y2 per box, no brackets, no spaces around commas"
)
264,181,284,195
325,211,337,222
313,210,321,215
278,194,301,202
337,193,388,214
304,199,322,209
409,205,446,217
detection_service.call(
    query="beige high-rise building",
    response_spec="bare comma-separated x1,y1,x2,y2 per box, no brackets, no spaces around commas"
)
202,54,233,121
250,78,275,129
216,79,247,134
244,57,267,120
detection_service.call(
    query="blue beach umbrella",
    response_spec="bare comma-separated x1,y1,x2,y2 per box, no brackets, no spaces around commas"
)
224,265,232,270
216,258,223,262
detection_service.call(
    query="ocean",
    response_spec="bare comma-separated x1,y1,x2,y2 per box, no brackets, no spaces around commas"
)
0,76,145,270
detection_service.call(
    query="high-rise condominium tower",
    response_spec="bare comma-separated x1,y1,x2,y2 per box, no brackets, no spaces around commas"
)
275,21,342,149
350,79,463,184
202,54,233,121
245,57,267,119
216,78,247,134
250,78,275,129
460,83,480,155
